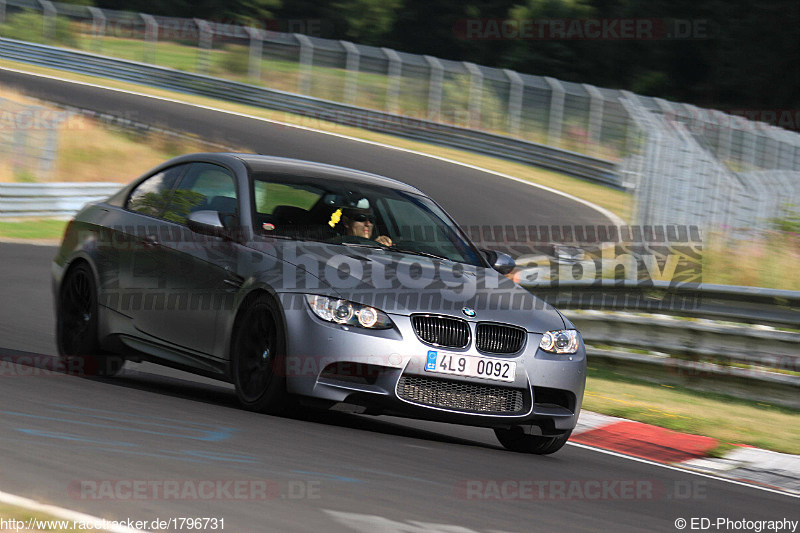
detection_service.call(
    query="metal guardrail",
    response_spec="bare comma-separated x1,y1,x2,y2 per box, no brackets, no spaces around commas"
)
529,280,800,408
0,38,621,187
568,310,799,363
0,182,121,217
523,280,800,328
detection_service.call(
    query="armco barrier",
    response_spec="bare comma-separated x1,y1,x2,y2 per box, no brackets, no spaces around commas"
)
522,280,800,328
0,38,621,187
0,182,122,217
531,281,800,408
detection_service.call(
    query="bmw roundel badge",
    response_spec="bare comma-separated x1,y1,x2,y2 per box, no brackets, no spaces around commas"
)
462,307,476,317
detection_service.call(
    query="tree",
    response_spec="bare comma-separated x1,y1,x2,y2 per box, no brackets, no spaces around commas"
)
334,0,403,44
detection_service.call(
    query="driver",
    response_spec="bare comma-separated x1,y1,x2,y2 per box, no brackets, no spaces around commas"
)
341,207,393,247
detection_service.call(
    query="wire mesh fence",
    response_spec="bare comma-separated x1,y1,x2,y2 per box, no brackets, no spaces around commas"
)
0,97,61,182
1,0,799,230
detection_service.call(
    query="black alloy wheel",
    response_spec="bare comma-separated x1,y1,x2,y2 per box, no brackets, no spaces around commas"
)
56,262,123,377
231,294,291,414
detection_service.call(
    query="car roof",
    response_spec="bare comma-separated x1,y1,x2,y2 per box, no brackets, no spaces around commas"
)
205,153,425,195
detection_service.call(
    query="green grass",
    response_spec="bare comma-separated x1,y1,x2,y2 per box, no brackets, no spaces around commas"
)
0,502,92,532
702,231,800,290
584,365,800,455
0,219,68,240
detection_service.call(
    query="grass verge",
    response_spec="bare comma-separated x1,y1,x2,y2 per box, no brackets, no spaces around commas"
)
0,85,226,184
0,57,632,222
702,230,800,290
0,502,94,532
0,219,67,241
584,366,800,455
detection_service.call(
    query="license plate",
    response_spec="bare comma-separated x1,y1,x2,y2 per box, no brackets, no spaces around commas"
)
424,350,516,383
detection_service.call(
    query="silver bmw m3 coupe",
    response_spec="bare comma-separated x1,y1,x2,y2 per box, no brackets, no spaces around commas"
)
53,153,586,454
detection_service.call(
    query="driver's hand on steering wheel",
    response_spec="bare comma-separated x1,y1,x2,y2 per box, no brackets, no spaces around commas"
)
375,235,393,247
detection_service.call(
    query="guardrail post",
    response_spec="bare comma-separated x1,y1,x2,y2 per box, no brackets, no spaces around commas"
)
775,130,795,170
424,55,443,122
194,19,213,75
40,126,59,181
463,62,482,130
383,47,401,115
87,7,106,53
140,13,158,64
763,129,781,170
295,33,313,95
544,77,564,147
622,91,643,161
714,110,733,164
583,84,604,157
652,97,675,117
244,26,264,82
37,0,56,43
743,127,757,171
503,69,523,137
340,40,359,106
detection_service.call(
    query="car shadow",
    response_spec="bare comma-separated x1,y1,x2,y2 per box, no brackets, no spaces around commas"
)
3,347,501,452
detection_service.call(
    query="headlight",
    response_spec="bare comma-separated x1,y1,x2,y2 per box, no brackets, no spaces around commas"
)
539,329,580,354
305,295,393,329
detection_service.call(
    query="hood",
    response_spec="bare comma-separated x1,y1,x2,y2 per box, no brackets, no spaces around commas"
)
269,241,565,333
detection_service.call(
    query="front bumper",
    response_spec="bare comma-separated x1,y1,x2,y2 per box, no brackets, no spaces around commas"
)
282,303,586,432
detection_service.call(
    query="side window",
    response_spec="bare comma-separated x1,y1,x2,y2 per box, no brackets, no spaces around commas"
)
254,181,323,214
126,165,186,217
162,163,237,225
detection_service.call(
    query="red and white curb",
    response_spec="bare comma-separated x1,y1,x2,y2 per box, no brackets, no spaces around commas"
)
572,410,800,495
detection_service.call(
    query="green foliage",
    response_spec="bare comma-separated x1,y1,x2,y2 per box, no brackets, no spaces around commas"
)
770,205,800,234
219,45,250,76
631,71,674,97
70,0,800,113
441,74,507,130
128,189,205,224
96,0,280,22
14,169,37,183
333,0,403,44
128,190,172,218
0,10,78,47
162,190,206,224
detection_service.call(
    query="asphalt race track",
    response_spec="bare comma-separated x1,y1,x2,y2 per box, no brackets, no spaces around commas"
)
0,70,797,531
1,242,797,532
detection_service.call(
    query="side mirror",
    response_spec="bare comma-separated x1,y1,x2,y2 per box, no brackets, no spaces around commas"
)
187,210,227,238
482,249,516,275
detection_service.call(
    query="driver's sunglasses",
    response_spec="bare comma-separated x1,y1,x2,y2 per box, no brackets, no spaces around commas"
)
350,214,375,223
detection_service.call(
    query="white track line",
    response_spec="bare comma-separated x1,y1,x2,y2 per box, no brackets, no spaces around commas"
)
0,489,150,532
0,65,625,227
567,442,800,499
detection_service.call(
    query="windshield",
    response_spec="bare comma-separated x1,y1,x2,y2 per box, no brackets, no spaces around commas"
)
250,172,484,267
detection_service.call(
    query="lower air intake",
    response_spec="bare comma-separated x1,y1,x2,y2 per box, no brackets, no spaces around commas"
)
397,375,525,414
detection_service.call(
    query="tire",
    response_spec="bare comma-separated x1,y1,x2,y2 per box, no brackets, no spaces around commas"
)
56,262,124,377
494,427,572,455
231,294,291,414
